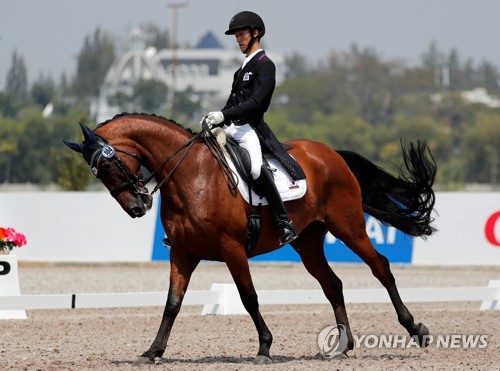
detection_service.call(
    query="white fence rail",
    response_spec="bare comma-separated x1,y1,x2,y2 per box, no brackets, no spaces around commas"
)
1,281,499,316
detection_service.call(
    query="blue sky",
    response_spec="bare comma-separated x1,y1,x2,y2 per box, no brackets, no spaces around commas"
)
1,0,499,88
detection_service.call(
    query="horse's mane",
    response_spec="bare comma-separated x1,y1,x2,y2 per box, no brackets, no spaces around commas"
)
96,112,196,134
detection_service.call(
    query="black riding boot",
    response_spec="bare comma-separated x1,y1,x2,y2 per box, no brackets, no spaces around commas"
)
253,165,298,245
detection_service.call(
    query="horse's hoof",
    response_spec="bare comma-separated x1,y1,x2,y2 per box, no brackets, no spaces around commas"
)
253,355,273,365
133,356,155,366
416,323,430,347
332,352,349,360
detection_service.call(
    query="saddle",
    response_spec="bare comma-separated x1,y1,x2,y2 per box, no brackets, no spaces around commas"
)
210,128,307,206
225,136,254,188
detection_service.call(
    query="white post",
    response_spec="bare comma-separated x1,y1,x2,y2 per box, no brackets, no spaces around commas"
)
480,280,500,310
201,283,246,315
0,255,27,319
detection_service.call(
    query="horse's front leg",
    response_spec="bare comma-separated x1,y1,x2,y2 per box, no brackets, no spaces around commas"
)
224,250,274,365
134,248,199,365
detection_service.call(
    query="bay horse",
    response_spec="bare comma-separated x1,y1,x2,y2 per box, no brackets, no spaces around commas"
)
64,113,436,365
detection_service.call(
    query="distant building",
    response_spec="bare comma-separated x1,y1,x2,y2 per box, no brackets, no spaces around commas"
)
430,87,500,109
92,28,285,123
461,88,500,108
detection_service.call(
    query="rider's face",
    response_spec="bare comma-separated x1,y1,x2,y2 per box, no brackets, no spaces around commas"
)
234,29,258,55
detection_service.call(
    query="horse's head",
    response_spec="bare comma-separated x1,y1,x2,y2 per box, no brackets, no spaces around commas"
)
63,123,153,218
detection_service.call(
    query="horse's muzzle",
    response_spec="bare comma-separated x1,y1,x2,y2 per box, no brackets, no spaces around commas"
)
127,193,153,218
130,206,147,218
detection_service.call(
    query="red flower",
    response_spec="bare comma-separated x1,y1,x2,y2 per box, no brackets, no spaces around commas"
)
0,227,27,252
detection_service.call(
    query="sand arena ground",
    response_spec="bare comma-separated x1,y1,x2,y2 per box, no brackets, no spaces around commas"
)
1,262,499,370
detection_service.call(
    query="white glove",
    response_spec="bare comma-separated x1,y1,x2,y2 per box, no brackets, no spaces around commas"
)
205,111,224,127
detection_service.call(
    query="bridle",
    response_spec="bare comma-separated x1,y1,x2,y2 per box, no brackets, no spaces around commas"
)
88,123,212,199
89,136,149,198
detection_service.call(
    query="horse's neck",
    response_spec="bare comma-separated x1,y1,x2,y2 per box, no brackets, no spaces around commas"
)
124,118,204,190
124,119,194,169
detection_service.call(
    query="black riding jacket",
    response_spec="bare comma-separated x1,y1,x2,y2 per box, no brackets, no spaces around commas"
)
221,50,306,180
221,50,275,126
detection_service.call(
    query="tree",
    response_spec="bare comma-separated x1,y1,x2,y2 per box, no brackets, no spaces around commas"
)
0,116,21,183
108,79,168,113
463,112,500,184
318,113,378,157
339,45,402,125
476,61,499,93
51,103,95,190
72,28,116,98
285,52,310,79
8,109,53,183
5,50,28,101
133,79,168,112
274,74,336,124
0,92,17,117
175,86,202,119
59,72,70,95
108,91,133,110
421,41,444,69
52,148,94,190
141,23,170,49
31,74,56,107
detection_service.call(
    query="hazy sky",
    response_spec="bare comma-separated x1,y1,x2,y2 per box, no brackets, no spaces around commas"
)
1,0,499,88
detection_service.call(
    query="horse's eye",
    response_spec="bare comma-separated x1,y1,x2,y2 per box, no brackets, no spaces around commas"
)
101,162,111,171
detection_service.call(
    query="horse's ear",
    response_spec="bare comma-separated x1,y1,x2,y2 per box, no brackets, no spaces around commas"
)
79,122,96,143
63,140,83,153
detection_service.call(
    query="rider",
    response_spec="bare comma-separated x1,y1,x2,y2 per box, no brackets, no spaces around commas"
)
204,11,301,245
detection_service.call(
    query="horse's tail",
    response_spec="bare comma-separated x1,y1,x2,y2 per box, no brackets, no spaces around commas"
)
337,141,437,237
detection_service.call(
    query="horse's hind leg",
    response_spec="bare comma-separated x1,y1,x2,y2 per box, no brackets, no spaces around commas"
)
327,211,430,347
292,222,353,358
134,248,200,365
370,250,430,346
223,248,273,365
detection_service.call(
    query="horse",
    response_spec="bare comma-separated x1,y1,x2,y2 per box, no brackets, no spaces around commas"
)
64,113,436,365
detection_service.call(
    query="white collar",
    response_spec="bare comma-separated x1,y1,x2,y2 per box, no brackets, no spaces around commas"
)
242,49,263,69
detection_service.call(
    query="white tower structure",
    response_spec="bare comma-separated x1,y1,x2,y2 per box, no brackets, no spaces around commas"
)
92,29,285,123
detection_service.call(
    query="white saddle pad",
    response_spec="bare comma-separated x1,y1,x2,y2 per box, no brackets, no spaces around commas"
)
226,154,307,206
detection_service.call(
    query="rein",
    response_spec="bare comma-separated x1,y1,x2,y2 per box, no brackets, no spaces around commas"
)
202,127,239,191
145,121,238,195
90,121,237,198
146,129,205,195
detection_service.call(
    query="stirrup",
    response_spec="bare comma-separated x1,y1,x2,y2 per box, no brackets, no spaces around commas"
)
278,221,298,245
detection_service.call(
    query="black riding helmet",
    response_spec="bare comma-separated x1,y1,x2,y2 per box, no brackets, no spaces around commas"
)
225,11,266,38
225,11,265,54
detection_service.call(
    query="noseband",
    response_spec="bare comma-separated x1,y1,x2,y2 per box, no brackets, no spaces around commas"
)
89,137,149,198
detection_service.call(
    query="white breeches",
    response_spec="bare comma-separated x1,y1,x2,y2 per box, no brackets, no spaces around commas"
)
224,123,262,179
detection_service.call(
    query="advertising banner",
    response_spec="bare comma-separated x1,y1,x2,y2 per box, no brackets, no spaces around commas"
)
151,209,413,263
412,193,500,265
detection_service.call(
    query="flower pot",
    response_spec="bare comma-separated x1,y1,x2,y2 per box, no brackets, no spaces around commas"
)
0,254,27,320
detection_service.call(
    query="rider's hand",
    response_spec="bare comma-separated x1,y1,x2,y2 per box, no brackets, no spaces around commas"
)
205,111,224,127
